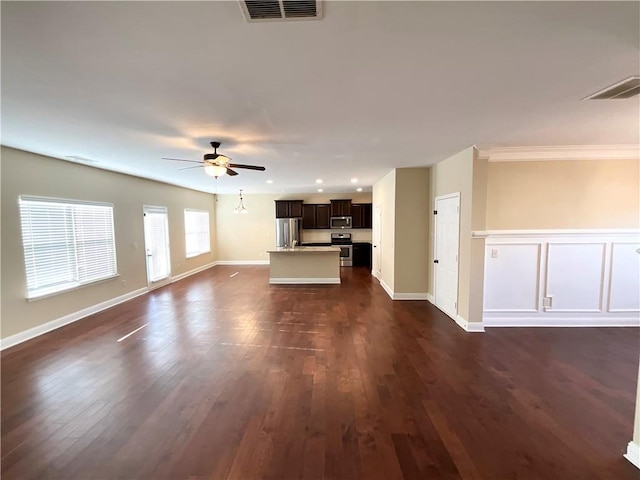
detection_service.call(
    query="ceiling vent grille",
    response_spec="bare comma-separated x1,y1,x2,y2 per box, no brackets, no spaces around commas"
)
585,76,640,100
240,0,323,22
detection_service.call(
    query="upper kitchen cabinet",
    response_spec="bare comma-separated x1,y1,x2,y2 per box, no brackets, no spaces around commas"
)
316,204,330,228
302,204,316,229
351,203,372,229
330,199,352,217
275,200,303,218
302,204,331,229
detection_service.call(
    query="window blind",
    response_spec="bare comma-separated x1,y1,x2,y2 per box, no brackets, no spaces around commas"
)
19,197,117,298
184,209,210,258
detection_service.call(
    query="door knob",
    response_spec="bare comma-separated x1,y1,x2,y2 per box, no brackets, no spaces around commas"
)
434,259,439,263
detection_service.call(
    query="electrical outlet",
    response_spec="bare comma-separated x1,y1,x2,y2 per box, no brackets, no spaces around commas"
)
121,279,127,287
491,249,498,258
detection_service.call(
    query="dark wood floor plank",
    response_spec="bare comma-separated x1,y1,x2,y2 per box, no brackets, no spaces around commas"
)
1,265,638,479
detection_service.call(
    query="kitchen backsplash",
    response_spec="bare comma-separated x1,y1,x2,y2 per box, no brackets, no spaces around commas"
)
303,229,372,243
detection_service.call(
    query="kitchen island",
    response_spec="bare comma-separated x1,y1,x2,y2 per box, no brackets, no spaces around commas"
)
267,246,341,284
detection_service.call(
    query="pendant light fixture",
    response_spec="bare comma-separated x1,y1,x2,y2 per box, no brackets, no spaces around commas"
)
234,189,248,214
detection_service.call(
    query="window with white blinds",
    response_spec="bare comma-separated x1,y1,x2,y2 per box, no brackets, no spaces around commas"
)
19,196,117,299
184,209,210,258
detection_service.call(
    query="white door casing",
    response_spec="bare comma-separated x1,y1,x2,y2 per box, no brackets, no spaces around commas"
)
143,206,171,288
373,205,382,278
434,193,460,319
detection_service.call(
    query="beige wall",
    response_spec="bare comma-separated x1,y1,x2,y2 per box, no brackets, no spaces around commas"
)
215,194,278,262
215,192,372,262
371,168,430,295
1,147,216,339
468,151,488,326
430,146,480,323
372,170,396,290
486,159,640,229
394,168,430,294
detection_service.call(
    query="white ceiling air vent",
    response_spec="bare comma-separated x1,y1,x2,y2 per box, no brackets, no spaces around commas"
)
240,0,323,22
585,76,640,100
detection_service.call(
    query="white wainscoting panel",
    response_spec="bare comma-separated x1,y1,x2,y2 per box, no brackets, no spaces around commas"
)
545,243,605,312
609,243,640,312
484,243,540,312
482,230,640,327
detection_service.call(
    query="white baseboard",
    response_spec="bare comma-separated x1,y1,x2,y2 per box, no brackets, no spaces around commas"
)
392,292,429,300
171,261,216,283
484,317,640,327
625,441,640,469
455,314,485,332
1,287,148,351
269,277,340,284
215,260,269,265
378,279,429,301
426,293,435,304
380,279,394,299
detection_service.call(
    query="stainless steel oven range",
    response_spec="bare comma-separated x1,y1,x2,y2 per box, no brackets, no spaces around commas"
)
331,233,352,267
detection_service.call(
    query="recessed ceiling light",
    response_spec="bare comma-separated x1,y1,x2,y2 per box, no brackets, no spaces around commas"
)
350,178,358,183
317,188,323,192
316,179,323,184
357,187,363,192
266,180,273,184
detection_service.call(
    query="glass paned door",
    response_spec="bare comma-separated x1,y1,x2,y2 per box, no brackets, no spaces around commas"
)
143,206,171,287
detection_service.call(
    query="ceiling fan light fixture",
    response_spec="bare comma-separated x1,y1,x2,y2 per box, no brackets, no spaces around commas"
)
234,189,248,214
205,164,228,178
164,141,265,179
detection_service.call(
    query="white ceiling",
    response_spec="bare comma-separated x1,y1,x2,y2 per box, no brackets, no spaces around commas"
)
2,1,639,194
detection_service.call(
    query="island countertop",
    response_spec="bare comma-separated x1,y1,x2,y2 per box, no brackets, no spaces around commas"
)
267,246,340,253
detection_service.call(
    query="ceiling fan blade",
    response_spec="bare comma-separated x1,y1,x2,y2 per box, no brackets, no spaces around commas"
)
226,168,239,176
162,157,202,164
228,163,266,171
179,165,204,171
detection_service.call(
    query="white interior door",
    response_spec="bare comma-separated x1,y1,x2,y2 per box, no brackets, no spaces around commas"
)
143,206,171,288
373,205,382,278
434,193,460,319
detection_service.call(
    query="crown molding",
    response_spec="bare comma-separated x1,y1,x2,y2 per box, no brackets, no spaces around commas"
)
476,145,640,162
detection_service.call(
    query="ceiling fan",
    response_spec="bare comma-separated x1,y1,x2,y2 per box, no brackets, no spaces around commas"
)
163,141,266,178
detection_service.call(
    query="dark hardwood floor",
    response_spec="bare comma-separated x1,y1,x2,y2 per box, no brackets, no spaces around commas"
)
2,266,638,479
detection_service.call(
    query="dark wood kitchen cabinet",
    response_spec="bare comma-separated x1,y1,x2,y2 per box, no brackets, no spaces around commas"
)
275,200,303,218
330,199,352,217
352,242,372,268
351,203,372,229
302,204,316,228
316,204,330,228
302,204,331,229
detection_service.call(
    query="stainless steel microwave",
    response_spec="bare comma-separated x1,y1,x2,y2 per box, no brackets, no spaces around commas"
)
330,216,352,229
